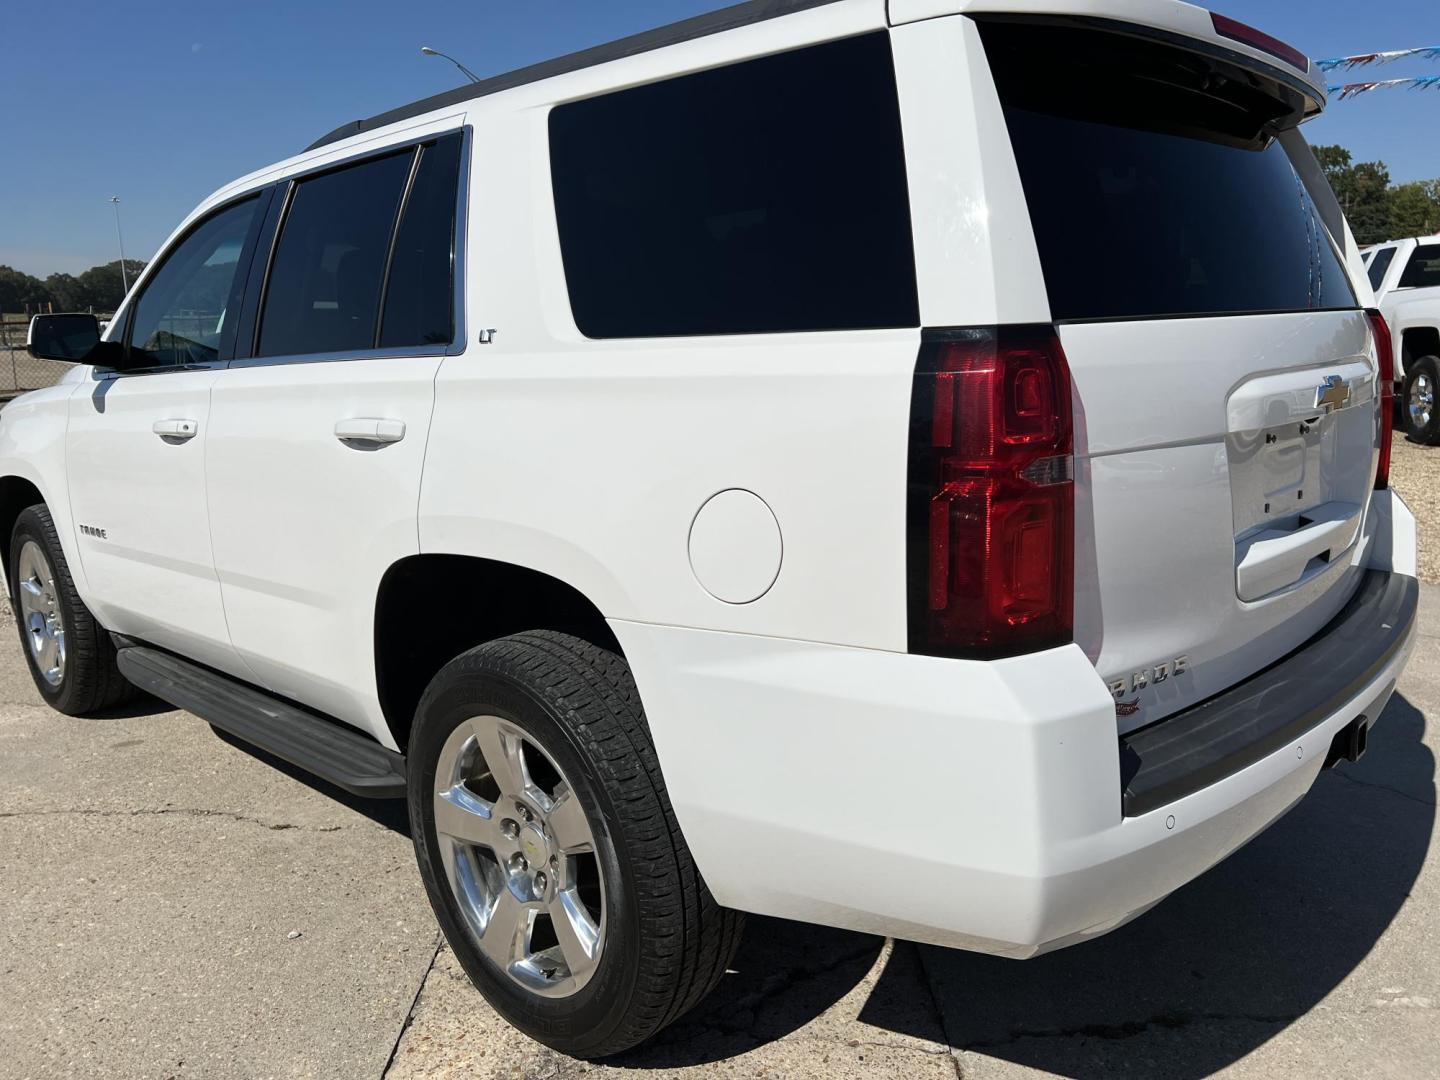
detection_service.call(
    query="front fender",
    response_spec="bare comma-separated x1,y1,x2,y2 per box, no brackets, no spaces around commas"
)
0,382,83,597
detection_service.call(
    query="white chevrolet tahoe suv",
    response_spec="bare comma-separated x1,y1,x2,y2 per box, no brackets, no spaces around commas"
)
1363,237,1440,442
7,0,1419,1058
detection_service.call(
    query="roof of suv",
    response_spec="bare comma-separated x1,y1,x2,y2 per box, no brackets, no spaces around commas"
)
305,0,842,152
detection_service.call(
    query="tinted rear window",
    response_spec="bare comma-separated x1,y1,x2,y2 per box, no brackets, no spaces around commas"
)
1399,244,1440,289
1367,246,1397,290
259,151,412,357
380,134,462,348
980,20,1356,322
548,33,918,338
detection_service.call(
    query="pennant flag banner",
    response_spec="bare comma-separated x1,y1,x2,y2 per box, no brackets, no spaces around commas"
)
1329,75,1440,99
1318,46,1440,71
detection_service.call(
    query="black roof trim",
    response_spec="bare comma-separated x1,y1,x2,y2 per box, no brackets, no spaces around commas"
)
306,0,846,152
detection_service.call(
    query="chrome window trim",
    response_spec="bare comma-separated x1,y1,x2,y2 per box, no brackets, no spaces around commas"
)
227,343,453,369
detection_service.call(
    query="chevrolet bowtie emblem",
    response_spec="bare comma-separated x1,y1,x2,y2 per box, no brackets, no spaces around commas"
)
1315,374,1350,412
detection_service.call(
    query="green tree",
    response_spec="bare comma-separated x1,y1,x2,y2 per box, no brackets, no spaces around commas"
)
1312,144,1352,176
1314,144,1393,244
43,272,87,312
74,260,146,312
1387,181,1440,238
0,265,47,314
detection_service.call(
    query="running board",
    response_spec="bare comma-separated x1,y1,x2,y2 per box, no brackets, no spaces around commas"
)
115,646,407,798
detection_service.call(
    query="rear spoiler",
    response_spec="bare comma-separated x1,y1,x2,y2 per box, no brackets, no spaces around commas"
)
894,0,1326,117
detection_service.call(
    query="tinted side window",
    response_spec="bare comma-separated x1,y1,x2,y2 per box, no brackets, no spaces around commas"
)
258,151,412,357
380,134,462,348
1367,246,1397,290
1399,245,1440,289
128,197,260,367
549,33,918,338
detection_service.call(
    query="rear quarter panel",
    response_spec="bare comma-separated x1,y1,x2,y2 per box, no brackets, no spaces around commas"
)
419,1,937,650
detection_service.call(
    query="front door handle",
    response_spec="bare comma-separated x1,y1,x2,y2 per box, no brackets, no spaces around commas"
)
334,418,406,445
152,418,198,440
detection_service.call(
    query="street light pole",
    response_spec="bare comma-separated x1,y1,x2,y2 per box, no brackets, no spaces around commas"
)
109,196,129,295
420,45,481,84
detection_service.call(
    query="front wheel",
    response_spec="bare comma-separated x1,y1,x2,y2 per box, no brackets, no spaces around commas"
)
1402,355,1440,445
9,503,134,715
407,631,743,1058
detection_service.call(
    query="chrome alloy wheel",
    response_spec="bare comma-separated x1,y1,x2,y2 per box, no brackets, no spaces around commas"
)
1409,372,1435,431
433,715,605,997
16,540,64,687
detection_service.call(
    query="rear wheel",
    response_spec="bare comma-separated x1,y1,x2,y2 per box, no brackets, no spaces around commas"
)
9,504,134,715
407,631,743,1058
1402,355,1440,445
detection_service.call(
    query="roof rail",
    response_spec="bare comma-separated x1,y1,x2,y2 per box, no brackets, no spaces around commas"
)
306,0,845,152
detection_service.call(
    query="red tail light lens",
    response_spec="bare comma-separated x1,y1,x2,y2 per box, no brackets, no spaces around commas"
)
1210,12,1310,73
908,326,1074,658
1368,308,1394,489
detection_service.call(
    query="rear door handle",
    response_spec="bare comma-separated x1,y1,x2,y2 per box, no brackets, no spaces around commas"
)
152,418,198,440
334,418,406,445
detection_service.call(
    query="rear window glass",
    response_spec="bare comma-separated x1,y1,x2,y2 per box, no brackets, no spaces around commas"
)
380,134,462,348
1368,246,1397,290
548,33,918,338
1398,245,1440,289
259,151,412,357
979,20,1356,322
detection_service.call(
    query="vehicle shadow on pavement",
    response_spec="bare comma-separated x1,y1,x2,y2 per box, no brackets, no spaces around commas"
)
86,692,416,834
207,724,412,834
864,691,1435,1078
612,916,889,1066
86,690,185,721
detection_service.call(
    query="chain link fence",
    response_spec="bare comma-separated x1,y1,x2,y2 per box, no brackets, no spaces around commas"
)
0,317,84,396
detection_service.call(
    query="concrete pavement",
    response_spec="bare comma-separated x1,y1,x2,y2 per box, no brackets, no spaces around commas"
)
2,594,1437,1079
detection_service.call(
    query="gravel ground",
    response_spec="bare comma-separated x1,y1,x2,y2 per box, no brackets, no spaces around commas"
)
1388,435,1439,583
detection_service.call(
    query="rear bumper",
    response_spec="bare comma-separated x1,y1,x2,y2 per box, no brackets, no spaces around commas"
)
613,489,1418,958
1120,568,1417,817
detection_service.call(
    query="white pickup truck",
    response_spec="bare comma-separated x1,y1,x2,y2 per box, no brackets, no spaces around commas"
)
1365,237,1440,442
3,0,1421,1058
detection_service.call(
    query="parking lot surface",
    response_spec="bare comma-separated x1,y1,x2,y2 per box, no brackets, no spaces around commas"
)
1,595,1437,1079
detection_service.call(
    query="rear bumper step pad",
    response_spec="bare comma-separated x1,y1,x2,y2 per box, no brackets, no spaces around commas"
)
1120,569,1418,817
116,646,407,799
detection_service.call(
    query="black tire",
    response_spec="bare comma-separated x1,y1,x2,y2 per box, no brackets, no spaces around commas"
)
1401,355,1440,445
9,503,134,715
407,631,743,1058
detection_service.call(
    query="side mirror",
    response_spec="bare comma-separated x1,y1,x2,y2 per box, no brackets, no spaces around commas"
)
27,314,129,368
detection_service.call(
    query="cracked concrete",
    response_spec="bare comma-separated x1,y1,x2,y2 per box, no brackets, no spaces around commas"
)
0,806,353,831
2,589,1438,1078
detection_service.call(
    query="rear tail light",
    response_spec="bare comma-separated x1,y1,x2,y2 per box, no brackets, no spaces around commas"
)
1368,308,1394,489
1210,12,1310,73
907,326,1074,658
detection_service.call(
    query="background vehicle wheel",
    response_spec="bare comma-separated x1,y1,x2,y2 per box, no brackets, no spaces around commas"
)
8,504,135,715
1402,355,1440,445
408,631,743,1058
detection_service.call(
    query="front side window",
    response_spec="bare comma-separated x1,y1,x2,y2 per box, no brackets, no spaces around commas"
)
1368,246,1397,290
127,197,260,367
1398,244,1440,290
548,33,919,338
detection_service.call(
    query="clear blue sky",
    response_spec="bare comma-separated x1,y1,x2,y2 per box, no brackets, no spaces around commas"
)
2,0,1436,277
